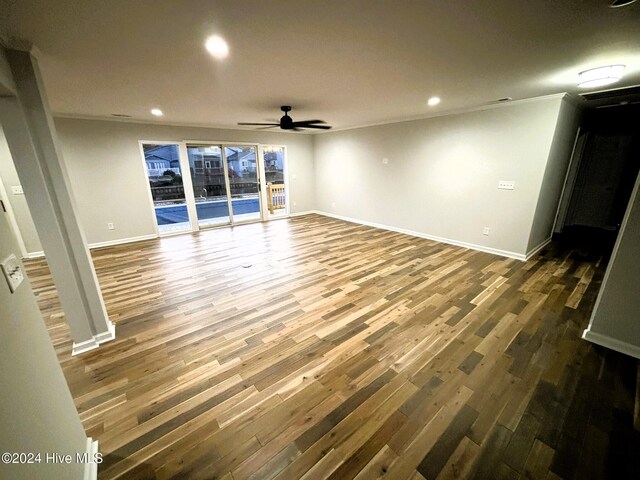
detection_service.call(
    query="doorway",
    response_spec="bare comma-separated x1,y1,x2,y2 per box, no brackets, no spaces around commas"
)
555,102,640,256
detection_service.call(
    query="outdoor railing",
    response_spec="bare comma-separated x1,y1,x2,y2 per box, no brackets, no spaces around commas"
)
150,182,260,202
267,183,286,213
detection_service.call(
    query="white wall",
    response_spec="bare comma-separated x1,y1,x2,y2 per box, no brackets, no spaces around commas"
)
583,172,640,359
50,118,315,247
527,98,582,252
313,97,564,258
0,197,88,480
0,127,42,253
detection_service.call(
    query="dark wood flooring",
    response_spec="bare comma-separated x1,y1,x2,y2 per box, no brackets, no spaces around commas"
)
24,214,640,479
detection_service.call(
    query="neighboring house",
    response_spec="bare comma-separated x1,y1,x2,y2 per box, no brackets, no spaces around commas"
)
226,148,256,177
264,150,284,183
144,144,181,179
187,147,256,179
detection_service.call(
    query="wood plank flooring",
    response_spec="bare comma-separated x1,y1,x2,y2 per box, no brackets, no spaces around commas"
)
24,214,640,479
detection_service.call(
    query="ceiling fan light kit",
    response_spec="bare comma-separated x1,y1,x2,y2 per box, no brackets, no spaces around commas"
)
238,106,332,132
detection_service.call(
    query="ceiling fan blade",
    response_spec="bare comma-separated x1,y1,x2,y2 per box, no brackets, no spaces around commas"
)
291,120,325,126
298,124,332,130
237,122,280,126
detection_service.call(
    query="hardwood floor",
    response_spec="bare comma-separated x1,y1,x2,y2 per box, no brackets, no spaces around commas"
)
24,214,640,479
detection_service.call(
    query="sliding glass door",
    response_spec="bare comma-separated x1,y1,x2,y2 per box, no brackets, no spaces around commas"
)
186,145,231,227
142,141,267,235
142,143,191,234
262,146,288,218
225,145,261,223
186,143,262,227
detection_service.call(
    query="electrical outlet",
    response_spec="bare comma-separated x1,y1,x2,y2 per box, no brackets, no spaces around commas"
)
382,158,389,164
483,227,490,236
498,181,515,190
291,173,297,179
1,254,24,293
293,200,297,206
107,222,115,230
11,185,23,195
331,202,336,208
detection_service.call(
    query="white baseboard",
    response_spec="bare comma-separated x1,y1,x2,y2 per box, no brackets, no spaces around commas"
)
582,328,640,360
24,234,158,259
88,233,157,249
71,338,100,356
313,211,527,261
289,210,320,218
72,321,116,356
525,237,552,261
83,437,99,480
94,320,116,344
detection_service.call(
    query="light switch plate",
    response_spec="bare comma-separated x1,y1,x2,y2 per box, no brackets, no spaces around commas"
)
498,181,515,190
1,254,24,293
11,185,24,195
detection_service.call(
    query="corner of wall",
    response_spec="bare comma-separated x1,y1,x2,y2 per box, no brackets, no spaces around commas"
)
526,95,582,253
310,132,321,213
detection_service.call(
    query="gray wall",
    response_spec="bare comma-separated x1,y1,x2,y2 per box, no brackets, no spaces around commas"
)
6,118,315,252
0,127,42,253
527,97,582,252
54,118,315,246
313,97,563,257
7,99,573,259
585,172,640,358
0,196,87,479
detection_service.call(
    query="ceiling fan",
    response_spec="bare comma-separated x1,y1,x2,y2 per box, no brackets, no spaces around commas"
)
238,106,332,131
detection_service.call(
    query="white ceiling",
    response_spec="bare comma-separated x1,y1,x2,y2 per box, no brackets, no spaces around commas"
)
1,0,639,131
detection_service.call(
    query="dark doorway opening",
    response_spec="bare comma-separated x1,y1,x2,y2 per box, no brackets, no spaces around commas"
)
555,94,640,259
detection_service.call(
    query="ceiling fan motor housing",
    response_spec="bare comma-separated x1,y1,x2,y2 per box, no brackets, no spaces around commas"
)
280,105,293,129
280,114,294,129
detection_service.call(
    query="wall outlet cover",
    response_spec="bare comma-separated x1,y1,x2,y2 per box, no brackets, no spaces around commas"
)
11,185,24,195
498,181,515,190
1,254,25,293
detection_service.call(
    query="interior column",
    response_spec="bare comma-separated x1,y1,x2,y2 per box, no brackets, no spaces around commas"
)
0,47,115,355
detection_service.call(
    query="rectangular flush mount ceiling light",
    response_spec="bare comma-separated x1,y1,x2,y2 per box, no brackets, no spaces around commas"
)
578,65,625,88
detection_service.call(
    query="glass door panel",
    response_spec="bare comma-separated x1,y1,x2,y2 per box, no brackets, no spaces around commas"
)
263,146,287,218
142,143,191,234
225,145,261,223
186,145,231,227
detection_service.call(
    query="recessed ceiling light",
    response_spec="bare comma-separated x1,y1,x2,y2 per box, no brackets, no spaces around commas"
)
428,97,441,106
150,108,163,116
578,65,625,88
205,35,229,59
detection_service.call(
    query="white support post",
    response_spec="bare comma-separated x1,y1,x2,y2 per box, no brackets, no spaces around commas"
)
0,48,114,355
